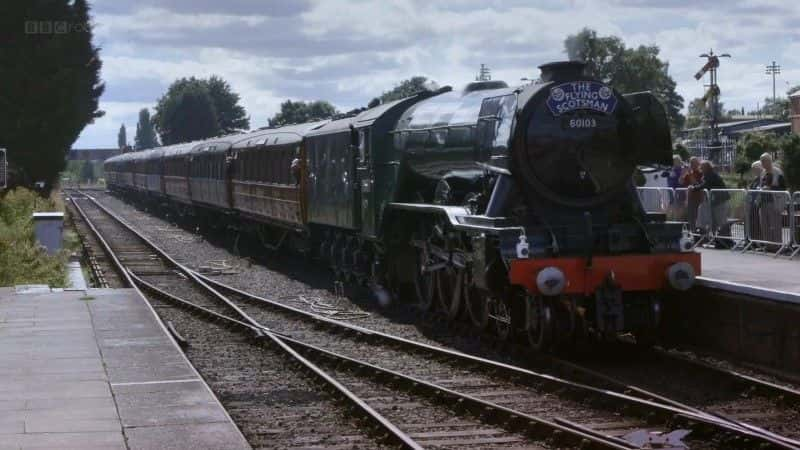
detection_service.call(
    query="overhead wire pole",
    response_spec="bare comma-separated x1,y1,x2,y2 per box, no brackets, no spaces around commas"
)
766,61,781,104
695,49,731,163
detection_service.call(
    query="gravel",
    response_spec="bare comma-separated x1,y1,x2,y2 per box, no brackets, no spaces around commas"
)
91,190,800,447
151,301,382,449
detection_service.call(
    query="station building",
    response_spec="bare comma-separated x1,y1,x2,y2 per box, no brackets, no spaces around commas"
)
791,92,800,134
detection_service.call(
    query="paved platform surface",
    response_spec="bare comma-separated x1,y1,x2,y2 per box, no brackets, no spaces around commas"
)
699,248,800,295
0,288,251,450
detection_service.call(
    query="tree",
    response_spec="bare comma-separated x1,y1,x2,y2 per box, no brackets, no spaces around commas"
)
267,100,339,127
153,79,220,145
762,96,789,120
564,28,685,132
0,0,104,191
117,124,127,149
673,143,690,161
686,97,726,129
737,133,779,163
379,76,430,103
781,134,800,191
134,108,158,150
153,76,248,144
206,76,250,133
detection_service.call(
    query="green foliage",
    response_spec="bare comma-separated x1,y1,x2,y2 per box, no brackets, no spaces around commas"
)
268,100,339,127
762,96,789,120
80,160,94,183
134,108,158,150
153,76,249,144
564,28,685,131
206,76,250,133
673,143,690,161
781,134,800,191
733,155,752,178
0,188,67,287
379,76,429,103
153,78,221,145
0,0,105,191
736,132,779,163
117,124,127,149
686,97,725,129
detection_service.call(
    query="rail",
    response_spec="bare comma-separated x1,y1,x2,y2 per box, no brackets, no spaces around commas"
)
72,189,799,449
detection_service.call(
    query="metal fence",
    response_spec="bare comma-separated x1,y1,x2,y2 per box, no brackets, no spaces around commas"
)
637,187,800,258
709,189,748,248
636,187,674,215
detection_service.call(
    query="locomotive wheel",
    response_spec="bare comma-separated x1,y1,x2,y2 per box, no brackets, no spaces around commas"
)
489,297,513,341
437,265,463,321
412,235,437,312
525,296,554,351
465,282,489,330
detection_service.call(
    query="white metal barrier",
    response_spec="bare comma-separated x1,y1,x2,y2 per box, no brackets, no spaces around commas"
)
668,187,711,245
636,187,674,214
708,189,747,248
743,190,793,256
637,187,800,256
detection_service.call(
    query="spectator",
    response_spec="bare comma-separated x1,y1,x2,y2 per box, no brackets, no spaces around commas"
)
755,153,787,247
680,156,704,233
747,160,763,240
759,153,786,190
690,160,730,247
749,161,763,189
666,155,684,189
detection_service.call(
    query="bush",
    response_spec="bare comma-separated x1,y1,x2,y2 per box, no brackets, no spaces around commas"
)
0,188,68,287
674,143,690,162
781,134,800,191
736,132,779,164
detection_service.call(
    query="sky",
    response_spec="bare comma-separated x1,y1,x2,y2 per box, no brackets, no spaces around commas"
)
75,0,800,148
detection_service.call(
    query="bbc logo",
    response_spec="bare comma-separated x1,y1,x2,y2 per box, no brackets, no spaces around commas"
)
25,21,89,34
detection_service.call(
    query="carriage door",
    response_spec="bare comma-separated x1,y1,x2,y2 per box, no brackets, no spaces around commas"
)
354,127,375,237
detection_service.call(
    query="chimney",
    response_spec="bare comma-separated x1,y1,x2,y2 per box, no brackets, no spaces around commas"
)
539,61,587,82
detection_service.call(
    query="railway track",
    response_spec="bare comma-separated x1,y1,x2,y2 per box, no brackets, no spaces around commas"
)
67,190,627,449
68,189,800,449
538,346,800,445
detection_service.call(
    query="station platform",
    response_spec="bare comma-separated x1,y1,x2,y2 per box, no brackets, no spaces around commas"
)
0,287,250,450
697,248,800,303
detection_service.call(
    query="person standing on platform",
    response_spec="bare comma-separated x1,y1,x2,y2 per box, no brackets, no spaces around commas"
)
680,156,704,234
749,160,763,189
747,160,764,241
667,155,686,220
757,153,787,247
690,160,729,248
666,155,684,189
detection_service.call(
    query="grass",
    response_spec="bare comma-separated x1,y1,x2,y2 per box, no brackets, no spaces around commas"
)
0,187,69,287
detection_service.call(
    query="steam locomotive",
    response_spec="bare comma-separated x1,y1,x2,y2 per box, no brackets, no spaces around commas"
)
105,61,700,350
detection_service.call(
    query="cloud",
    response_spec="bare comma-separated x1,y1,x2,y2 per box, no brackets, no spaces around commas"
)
75,0,800,147
92,0,311,17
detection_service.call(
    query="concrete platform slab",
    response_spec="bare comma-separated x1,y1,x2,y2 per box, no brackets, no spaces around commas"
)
0,288,250,450
698,248,800,303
